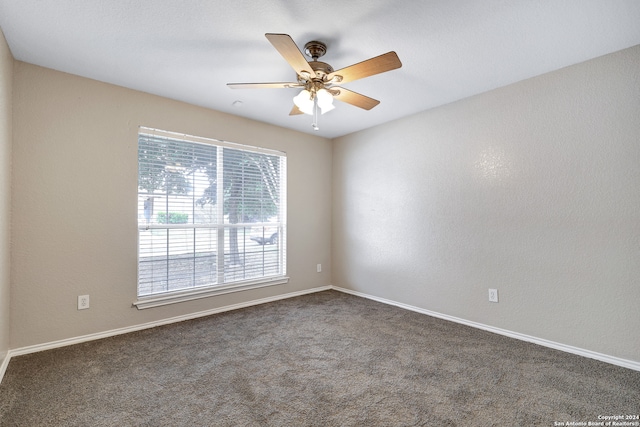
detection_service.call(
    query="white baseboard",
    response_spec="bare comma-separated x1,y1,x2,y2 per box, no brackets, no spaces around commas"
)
0,285,331,383
331,285,640,372
0,351,9,384
2,283,637,386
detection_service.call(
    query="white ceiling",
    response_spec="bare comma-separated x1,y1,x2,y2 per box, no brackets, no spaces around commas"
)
1,1,639,139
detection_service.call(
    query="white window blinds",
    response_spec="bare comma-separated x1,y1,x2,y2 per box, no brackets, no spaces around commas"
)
137,128,287,299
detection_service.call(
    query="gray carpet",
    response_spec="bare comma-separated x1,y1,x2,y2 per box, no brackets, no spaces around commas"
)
1,290,638,426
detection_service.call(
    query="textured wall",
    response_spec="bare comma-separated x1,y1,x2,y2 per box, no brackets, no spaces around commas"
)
332,45,640,362
11,63,332,349
0,29,12,366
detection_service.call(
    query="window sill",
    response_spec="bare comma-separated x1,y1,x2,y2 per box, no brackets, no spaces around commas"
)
133,276,289,310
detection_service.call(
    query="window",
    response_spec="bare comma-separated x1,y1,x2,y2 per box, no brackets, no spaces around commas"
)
135,128,287,308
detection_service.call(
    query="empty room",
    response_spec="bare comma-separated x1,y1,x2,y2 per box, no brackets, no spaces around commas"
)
0,1,639,425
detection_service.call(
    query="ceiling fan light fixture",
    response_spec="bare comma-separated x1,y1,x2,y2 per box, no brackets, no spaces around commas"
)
293,89,314,115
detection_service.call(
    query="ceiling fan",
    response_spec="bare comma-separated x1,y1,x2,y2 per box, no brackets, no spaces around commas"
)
227,33,402,129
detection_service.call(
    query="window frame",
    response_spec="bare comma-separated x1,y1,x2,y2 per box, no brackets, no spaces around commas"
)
134,127,288,309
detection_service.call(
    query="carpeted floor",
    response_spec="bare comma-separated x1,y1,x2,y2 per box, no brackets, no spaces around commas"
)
1,290,638,426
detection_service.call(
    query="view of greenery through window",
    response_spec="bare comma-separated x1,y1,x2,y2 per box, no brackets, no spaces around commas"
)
137,130,286,297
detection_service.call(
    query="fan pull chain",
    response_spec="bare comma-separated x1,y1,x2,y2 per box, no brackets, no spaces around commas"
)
312,98,319,131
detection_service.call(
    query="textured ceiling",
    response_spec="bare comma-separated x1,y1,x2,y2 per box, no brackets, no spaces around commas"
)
1,0,639,138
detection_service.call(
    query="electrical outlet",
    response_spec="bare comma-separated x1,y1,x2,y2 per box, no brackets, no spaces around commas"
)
488,289,498,303
317,264,322,273
78,295,90,310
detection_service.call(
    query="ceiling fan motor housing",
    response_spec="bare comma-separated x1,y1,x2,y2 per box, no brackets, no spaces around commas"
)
309,61,333,77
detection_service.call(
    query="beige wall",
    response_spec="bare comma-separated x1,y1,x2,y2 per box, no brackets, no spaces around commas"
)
11,62,332,349
332,45,640,362
5,40,640,366
0,29,12,364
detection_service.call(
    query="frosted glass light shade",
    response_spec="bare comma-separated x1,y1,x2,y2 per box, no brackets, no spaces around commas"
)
316,88,335,114
293,90,314,115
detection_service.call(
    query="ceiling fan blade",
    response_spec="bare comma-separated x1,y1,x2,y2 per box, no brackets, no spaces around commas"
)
328,51,402,84
332,87,380,110
227,82,301,89
265,33,314,78
289,105,304,115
